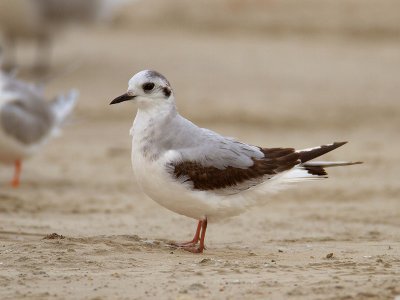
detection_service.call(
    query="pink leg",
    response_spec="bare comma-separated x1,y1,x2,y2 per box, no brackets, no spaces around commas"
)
11,160,22,188
181,218,208,253
172,220,203,247
171,219,208,253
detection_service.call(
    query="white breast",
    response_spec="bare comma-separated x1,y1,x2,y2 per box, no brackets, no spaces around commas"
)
130,127,203,218
0,123,40,163
128,105,262,222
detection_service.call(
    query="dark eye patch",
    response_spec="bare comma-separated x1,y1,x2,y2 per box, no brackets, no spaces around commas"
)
163,87,171,97
142,82,155,92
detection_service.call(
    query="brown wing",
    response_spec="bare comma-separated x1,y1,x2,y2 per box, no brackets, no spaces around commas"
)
170,148,301,192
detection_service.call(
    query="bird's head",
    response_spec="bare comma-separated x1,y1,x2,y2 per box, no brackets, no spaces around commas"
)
110,70,174,109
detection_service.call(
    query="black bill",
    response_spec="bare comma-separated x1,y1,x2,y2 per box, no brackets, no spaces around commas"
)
110,93,136,105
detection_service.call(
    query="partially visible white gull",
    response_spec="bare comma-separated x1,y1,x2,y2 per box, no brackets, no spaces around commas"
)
0,71,78,187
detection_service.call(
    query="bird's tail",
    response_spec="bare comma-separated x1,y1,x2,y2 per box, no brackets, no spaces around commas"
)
301,160,362,176
50,89,78,130
234,142,362,212
281,142,362,180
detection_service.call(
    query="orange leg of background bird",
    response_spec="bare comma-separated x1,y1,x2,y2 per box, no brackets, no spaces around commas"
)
11,160,22,188
181,218,208,254
172,220,203,247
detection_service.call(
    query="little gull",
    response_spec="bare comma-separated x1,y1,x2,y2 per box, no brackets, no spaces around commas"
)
110,70,362,253
0,71,78,187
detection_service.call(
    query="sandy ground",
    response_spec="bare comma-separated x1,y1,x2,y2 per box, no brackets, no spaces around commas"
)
1,3,400,299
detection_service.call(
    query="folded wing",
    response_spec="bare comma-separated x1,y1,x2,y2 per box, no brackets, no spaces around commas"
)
168,141,361,194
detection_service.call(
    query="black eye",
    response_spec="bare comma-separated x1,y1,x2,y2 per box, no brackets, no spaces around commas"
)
142,82,155,92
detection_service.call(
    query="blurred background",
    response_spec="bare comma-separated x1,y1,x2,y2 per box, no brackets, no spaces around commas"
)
0,1,399,299
1,0,399,125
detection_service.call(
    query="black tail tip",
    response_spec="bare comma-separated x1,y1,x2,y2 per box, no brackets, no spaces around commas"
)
333,141,348,147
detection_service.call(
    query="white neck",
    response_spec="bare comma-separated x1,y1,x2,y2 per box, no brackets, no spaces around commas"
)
131,99,177,135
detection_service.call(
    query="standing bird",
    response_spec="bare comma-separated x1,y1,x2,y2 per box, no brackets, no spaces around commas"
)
0,71,77,187
110,70,362,253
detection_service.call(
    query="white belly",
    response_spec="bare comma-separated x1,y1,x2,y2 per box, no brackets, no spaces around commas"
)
130,137,250,221
131,143,204,219
0,128,38,163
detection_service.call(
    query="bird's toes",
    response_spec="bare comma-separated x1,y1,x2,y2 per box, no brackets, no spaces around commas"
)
181,246,204,254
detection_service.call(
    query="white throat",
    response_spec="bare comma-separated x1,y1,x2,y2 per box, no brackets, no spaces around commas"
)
130,97,178,164
130,97,176,134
